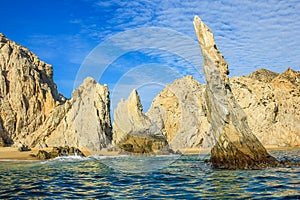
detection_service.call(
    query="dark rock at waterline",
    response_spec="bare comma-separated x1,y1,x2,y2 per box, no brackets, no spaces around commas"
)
37,150,51,160
36,146,85,160
18,144,31,152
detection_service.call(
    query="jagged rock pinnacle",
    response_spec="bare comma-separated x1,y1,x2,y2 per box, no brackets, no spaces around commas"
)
193,15,279,169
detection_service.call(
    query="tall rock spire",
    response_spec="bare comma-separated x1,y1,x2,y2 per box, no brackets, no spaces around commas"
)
193,16,279,169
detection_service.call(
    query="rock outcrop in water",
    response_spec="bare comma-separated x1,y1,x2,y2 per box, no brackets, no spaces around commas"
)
193,16,279,169
113,90,169,154
28,78,112,152
36,146,85,160
146,76,211,151
0,33,64,146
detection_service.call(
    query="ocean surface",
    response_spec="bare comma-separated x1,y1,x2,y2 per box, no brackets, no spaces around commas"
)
0,149,299,199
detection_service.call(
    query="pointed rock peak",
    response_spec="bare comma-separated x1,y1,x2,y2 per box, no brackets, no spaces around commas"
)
185,75,194,80
83,77,97,85
0,32,5,37
193,16,215,49
194,16,229,81
194,15,279,169
249,68,279,82
128,89,143,112
281,67,299,77
76,77,109,90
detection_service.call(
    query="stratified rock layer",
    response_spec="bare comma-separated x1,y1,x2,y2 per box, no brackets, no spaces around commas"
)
0,33,63,146
193,16,278,169
146,76,211,151
28,78,112,152
113,90,168,154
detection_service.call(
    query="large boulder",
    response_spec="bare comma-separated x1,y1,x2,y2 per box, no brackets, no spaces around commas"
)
193,16,279,169
28,78,112,152
112,89,169,154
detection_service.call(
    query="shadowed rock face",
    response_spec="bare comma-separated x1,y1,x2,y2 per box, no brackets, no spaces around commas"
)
193,16,279,169
113,90,169,154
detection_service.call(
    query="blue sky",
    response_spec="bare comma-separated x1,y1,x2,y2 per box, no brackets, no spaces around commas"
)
1,0,300,111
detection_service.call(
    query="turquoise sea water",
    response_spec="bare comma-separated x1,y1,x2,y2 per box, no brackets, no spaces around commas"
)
0,149,299,199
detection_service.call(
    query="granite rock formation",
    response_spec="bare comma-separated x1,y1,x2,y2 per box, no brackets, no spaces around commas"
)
0,33,63,146
231,68,300,147
146,76,211,151
193,16,279,169
147,69,300,150
28,78,112,152
113,90,168,154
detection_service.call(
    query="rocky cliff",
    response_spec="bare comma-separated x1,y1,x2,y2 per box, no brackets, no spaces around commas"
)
146,76,211,151
28,77,112,152
147,69,300,150
113,90,168,154
231,68,300,147
0,33,63,146
193,16,278,169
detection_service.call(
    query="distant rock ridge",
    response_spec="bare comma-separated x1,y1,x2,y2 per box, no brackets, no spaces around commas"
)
193,16,279,169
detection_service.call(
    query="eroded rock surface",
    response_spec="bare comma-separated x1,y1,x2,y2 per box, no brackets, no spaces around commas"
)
0,33,63,146
147,69,300,150
113,90,169,154
36,146,85,160
28,78,112,152
231,68,300,147
193,16,279,169
146,76,211,151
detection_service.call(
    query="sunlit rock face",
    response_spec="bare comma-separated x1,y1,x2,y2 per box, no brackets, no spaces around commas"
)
231,68,300,148
193,16,279,169
0,33,64,146
146,76,211,151
113,89,169,154
28,77,112,152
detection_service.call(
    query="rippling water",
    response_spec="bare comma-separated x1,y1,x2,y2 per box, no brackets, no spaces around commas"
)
0,149,299,199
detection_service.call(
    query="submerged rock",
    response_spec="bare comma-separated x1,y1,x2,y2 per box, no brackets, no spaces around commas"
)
113,90,169,154
193,16,279,169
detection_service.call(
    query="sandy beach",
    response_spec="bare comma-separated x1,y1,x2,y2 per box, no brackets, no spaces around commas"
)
0,146,298,161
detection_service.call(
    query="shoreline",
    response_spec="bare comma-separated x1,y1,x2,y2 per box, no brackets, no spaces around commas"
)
0,146,299,161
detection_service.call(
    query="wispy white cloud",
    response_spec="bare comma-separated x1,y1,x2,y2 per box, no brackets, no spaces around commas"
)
18,0,300,101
